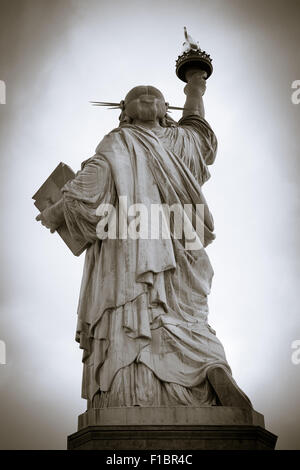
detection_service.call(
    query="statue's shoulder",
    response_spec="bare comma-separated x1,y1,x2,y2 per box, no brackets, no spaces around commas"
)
95,126,125,154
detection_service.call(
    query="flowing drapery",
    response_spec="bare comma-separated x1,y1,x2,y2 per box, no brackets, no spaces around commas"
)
60,116,231,406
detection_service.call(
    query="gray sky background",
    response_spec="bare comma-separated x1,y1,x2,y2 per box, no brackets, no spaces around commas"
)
0,0,299,449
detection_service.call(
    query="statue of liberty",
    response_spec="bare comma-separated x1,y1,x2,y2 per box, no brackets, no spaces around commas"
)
36,31,252,412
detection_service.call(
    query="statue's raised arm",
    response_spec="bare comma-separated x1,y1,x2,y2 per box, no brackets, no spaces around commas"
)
182,69,207,118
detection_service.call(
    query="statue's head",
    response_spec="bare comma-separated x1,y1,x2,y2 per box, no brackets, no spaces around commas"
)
119,85,176,127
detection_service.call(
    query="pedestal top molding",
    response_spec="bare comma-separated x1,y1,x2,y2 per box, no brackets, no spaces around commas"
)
78,406,265,430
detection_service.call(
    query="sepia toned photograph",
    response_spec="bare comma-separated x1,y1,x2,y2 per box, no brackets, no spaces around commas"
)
0,0,299,455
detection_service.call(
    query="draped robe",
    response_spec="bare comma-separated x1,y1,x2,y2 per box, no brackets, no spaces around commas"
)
61,115,231,407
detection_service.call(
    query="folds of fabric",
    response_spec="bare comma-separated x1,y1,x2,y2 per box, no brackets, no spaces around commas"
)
92,362,218,407
60,117,230,404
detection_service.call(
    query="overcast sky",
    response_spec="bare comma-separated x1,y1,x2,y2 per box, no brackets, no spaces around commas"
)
0,0,299,449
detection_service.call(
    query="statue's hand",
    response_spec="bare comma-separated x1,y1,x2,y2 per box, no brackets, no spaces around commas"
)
36,206,59,233
184,70,207,96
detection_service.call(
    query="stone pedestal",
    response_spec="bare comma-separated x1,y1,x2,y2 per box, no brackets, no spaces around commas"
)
67,407,277,450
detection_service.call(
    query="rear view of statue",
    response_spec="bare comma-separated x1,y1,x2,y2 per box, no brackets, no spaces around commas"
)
34,29,277,451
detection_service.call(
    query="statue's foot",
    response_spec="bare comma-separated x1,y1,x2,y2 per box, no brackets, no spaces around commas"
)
207,366,253,409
